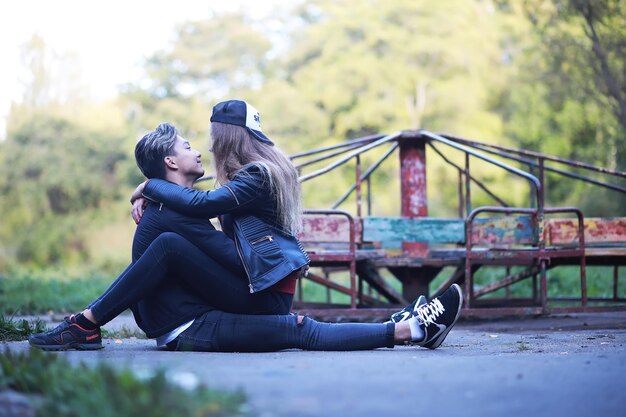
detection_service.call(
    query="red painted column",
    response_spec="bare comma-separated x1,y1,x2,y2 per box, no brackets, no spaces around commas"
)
399,135,428,257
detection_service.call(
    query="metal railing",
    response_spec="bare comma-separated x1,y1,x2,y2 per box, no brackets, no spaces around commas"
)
194,129,625,314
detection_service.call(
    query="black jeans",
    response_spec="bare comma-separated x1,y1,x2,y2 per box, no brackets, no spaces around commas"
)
90,232,292,325
173,310,396,352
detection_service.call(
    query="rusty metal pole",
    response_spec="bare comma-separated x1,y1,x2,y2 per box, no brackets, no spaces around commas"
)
325,269,331,304
579,212,588,307
538,260,548,310
538,159,548,313
458,169,464,218
355,155,362,307
465,153,472,216
614,266,619,301
399,134,428,254
398,133,430,299
367,177,372,216
505,266,511,299
464,153,473,307
529,163,536,209
465,218,473,309
581,255,588,307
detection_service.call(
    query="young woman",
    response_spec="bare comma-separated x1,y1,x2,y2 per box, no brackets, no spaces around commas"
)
29,100,463,352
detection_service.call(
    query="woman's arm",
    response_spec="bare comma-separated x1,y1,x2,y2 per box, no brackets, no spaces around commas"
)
141,168,266,218
130,181,148,204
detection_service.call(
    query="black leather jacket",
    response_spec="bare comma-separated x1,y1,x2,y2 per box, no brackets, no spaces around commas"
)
143,165,309,293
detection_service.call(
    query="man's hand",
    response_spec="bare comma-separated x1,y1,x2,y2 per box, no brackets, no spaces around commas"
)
130,181,148,204
131,197,148,224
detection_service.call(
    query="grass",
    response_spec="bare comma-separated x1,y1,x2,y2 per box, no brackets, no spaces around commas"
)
0,273,112,315
430,265,626,305
0,349,246,417
0,268,365,314
0,314,48,342
2,264,624,316
300,264,626,308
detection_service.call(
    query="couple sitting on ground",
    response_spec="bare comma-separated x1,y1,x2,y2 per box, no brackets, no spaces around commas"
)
29,99,462,352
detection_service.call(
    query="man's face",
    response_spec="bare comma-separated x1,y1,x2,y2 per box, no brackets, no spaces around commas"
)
168,135,204,179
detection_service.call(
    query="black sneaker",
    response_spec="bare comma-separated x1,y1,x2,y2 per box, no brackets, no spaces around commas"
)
413,283,463,349
28,315,103,351
389,295,427,323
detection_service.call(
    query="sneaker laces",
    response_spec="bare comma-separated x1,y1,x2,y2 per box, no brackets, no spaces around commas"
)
40,316,73,337
415,298,445,326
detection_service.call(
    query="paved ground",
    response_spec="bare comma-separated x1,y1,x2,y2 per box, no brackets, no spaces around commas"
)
3,312,626,417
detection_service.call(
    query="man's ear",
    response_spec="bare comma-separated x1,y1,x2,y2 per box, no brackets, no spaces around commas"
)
164,156,178,170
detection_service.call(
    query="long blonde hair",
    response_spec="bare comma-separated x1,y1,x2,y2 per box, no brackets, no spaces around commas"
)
210,122,301,234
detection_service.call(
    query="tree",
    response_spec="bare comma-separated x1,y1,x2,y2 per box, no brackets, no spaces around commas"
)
126,11,272,102
495,0,626,214
252,0,515,213
123,1,537,214
504,0,625,166
0,36,135,269
569,0,626,138
273,0,506,140
0,109,131,267
123,0,624,215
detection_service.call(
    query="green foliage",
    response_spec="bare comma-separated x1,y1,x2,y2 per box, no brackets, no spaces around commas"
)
301,263,626,309
147,12,271,99
2,0,625,276
500,1,624,159
0,349,246,417
467,265,626,302
497,0,626,212
264,0,514,211
279,0,504,136
0,272,112,315
0,314,48,341
0,104,138,268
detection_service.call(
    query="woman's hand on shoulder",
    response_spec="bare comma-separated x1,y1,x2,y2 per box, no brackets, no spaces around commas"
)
131,197,148,224
130,180,149,224
130,180,149,204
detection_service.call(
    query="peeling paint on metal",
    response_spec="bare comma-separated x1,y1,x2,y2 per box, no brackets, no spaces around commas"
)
471,215,536,245
299,215,360,243
548,218,626,245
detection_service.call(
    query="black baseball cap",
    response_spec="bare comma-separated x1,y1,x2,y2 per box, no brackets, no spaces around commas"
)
210,100,274,145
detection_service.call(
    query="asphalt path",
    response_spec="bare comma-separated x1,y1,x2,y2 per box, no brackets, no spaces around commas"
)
3,312,626,417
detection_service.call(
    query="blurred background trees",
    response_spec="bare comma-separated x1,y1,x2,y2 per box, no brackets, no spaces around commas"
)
0,0,624,275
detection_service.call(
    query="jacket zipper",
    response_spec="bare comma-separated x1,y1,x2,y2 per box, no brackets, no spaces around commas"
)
234,237,255,293
251,235,274,245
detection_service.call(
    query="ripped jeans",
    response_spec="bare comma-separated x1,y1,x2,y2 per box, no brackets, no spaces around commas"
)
172,310,396,352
